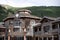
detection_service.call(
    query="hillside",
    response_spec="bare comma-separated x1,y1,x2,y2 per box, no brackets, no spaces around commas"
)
0,5,60,21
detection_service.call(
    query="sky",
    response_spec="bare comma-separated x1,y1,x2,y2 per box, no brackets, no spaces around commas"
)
0,0,60,7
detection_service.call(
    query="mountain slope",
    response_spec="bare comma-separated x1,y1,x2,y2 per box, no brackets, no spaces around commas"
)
0,5,60,22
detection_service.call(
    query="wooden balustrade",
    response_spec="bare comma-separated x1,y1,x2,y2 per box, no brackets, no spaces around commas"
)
0,32,5,35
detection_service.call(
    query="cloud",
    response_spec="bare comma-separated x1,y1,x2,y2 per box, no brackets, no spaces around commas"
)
4,0,35,7
0,0,60,7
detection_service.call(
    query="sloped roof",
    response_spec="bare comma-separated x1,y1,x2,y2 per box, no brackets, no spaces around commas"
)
3,14,41,21
40,16,56,22
43,16,56,20
17,9,32,13
56,17,60,20
3,9,41,21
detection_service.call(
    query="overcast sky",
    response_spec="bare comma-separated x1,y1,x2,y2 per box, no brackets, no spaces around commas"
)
0,0,60,7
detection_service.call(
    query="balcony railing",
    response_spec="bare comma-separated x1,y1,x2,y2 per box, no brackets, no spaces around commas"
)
0,32,5,35
10,31,24,36
34,31,42,35
49,28,60,33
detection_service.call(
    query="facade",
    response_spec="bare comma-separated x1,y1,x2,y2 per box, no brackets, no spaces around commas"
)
0,9,60,40
33,16,60,40
0,9,41,40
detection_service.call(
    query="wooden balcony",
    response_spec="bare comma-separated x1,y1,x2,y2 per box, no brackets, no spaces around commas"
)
10,32,24,37
10,31,34,37
0,32,5,35
0,32,5,36
34,31,42,35
49,29,58,34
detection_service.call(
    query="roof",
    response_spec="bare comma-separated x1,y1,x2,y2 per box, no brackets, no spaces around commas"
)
17,9,32,13
56,17,60,20
43,16,56,20
3,9,41,21
40,16,56,22
3,15,41,21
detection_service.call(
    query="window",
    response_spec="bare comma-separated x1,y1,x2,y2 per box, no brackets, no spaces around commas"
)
44,37,47,40
43,25,50,32
59,23,60,28
36,37,38,40
34,27,38,32
26,36,32,40
39,38,42,40
13,28,20,32
15,37,24,40
0,29,5,32
13,20,21,27
48,37,52,40
4,21,9,27
9,20,13,25
52,23,58,29
39,27,41,31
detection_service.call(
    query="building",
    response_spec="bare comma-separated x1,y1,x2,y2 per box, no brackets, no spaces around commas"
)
0,9,60,40
33,16,60,40
0,9,41,40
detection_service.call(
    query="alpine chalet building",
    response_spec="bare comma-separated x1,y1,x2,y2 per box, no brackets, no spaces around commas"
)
0,9,60,40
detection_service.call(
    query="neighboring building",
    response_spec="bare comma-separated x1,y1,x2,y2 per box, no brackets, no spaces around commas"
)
33,16,60,40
